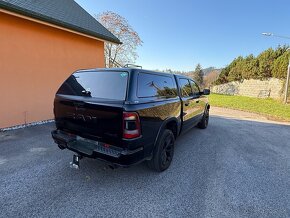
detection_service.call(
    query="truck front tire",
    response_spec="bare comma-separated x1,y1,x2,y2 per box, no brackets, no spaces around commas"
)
147,129,175,172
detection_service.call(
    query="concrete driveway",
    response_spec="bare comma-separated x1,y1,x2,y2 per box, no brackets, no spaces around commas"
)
1,112,290,217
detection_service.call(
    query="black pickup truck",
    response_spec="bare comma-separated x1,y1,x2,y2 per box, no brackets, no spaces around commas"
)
51,68,210,172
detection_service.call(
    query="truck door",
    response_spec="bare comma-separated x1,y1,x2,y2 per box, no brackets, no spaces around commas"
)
179,78,198,132
189,80,205,124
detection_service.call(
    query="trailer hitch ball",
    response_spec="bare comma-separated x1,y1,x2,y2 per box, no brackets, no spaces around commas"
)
70,154,81,169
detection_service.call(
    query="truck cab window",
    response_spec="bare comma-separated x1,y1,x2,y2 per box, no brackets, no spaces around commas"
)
179,78,193,97
137,73,177,98
190,80,200,96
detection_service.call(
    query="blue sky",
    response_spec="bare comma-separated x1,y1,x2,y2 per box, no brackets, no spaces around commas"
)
76,0,290,71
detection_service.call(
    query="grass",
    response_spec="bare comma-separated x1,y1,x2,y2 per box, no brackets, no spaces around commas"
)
209,94,290,122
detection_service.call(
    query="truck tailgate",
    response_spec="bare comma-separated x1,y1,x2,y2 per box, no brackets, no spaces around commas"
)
54,95,124,146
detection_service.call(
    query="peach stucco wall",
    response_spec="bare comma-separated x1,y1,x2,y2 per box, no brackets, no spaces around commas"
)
0,11,105,128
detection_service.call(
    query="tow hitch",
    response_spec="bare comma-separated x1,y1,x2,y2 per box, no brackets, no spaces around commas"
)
70,154,82,169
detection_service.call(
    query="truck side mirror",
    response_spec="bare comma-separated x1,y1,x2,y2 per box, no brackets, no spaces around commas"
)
203,89,210,95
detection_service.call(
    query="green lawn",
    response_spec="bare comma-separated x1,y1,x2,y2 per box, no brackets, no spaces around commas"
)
209,94,290,122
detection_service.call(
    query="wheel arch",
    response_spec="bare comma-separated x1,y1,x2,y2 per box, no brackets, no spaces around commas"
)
153,117,180,148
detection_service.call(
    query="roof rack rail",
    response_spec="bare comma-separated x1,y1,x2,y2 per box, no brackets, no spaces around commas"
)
123,64,142,69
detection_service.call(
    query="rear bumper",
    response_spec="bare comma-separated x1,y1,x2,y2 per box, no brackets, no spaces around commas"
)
51,130,145,166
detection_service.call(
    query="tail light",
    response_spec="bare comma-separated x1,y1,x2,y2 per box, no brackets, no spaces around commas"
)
123,112,141,139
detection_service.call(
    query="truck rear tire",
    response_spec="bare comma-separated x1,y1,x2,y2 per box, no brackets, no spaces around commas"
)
147,129,175,172
197,108,209,129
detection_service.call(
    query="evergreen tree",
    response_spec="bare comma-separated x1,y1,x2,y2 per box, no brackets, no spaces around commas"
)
257,48,276,79
242,54,259,79
215,45,289,84
193,64,204,86
227,56,244,82
215,66,230,85
273,52,290,79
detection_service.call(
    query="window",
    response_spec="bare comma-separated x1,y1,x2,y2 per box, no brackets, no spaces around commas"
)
190,80,200,96
179,79,193,97
57,71,128,100
137,73,177,98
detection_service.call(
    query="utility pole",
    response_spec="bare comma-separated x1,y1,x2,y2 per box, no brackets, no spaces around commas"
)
262,33,290,104
285,57,290,104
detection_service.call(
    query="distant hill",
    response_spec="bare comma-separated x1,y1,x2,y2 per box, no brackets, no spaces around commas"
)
202,67,222,76
158,67,222,79
158,67,222,87
203,68,222,87
183,67,222,78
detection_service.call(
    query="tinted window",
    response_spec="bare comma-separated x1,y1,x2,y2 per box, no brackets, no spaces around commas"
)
137,73,177,98
57,71,128,100
179,79,193,97
190,80,200,95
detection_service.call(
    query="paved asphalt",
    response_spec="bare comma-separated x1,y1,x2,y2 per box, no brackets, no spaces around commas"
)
1,115,290,218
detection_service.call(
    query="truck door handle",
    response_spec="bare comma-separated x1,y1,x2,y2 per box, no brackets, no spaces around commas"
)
185,102,189,106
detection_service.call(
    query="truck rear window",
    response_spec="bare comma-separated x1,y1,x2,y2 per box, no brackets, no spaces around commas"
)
57,71,128,100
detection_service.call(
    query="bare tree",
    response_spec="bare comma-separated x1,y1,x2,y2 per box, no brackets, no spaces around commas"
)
97,11,143,68
203,70,220,88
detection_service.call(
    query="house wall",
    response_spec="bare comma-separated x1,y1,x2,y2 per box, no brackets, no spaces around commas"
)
0,11,105,128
